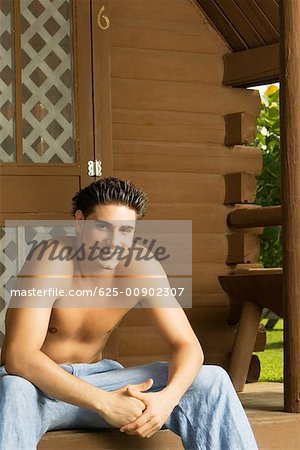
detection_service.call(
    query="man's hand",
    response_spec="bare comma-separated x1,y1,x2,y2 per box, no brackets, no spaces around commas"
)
101,379,153,428
119,383,176,439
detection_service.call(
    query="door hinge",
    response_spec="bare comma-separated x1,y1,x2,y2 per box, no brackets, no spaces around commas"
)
87,160,102,177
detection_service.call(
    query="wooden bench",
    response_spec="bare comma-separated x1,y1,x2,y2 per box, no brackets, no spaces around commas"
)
38,429,183,450
219,268,282,391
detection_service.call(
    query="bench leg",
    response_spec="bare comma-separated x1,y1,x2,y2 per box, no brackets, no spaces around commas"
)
228,300,263,392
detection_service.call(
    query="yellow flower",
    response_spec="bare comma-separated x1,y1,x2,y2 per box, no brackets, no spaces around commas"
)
265,85,278,96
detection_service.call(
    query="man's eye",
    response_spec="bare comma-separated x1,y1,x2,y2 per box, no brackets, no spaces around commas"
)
121,228,133,233
97,223,110,230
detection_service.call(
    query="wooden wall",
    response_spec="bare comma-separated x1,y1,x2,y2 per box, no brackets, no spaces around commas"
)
104,0,263,368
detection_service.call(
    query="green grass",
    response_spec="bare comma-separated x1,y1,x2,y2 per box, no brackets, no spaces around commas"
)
254,319,283,383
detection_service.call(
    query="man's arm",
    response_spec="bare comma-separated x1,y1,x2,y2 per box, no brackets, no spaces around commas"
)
120,257,203,437
3,244,146,427
144,304,204,404
5,307,109,411
138,255,204,402
120,306,203,438
5,306,149,427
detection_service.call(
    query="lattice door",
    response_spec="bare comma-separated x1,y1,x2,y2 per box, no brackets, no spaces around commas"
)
1,0,77,163
0,0,95,221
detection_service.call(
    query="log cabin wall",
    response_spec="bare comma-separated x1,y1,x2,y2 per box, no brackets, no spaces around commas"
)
101,0,263,368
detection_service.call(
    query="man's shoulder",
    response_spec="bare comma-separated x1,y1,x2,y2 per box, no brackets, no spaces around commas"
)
22,236,75,279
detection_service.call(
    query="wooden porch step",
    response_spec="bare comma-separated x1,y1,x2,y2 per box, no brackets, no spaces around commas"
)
239,382,300,450
39,382,300,450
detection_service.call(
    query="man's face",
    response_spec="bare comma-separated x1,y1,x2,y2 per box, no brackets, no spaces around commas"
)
76,203,137,271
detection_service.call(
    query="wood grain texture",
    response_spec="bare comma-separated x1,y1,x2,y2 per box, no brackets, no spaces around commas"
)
113,171,226,203
0,176,79,213
112,47,223,84
110,0,203,25
228,205,281,228
228,300,263,392
225,112,258,146
196,0,248,51
114,142,262,174
280,0,300,413
197,0,279,52
227,232,261,265
223,44,279,87
219,270,283,318
112,110,225,144
224,172,257,204
38,429,183,450
111,79,261,115
146,204,231,233
233,0,278,44
214,0,265,48
114,324,251,356
111,22,228,54
254,0,280,33
192,234,228,263
119,301,231,328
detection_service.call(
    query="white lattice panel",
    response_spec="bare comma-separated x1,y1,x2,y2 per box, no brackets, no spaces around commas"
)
21,0,76,163
0,1,15,162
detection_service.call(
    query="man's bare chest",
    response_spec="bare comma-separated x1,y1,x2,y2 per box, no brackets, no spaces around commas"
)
46,306,128,342
44,260,139,341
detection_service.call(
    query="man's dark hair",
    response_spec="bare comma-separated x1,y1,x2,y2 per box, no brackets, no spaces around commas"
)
71,176,148,219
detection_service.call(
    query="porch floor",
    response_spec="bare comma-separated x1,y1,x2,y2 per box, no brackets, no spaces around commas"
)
239,382,300,450
38,382,300,450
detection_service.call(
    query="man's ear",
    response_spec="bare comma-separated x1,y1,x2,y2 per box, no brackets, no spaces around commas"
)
74,209,84,220
74,210,85,234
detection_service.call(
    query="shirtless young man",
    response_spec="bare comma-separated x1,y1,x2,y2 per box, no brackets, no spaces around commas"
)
0,177,258,450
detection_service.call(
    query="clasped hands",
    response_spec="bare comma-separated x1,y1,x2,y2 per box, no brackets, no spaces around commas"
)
103,378,176,439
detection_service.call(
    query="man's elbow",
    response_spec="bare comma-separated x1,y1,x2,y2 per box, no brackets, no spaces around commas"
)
189,340,204,365
4,352,33,377
4,360,22,376
195,342,204,365
177,340,204,365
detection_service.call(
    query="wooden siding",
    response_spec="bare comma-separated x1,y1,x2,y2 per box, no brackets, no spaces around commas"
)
103,0,263,367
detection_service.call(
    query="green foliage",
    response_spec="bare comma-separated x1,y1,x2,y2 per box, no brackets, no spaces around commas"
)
254,86,282,267
254,319,283,383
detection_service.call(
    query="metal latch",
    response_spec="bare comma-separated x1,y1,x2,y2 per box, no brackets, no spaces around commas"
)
88,160,102,177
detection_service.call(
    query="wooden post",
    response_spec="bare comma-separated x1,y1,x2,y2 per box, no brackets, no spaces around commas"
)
280,0,300,413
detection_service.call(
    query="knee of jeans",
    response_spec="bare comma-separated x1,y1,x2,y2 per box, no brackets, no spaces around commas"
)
144,361,169,387
103,359,125,370
146,361,169,373
192,365,233,394
212,365,232,388
1,374,38,401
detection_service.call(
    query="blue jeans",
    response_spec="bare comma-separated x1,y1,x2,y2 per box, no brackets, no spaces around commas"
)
0,360,258,450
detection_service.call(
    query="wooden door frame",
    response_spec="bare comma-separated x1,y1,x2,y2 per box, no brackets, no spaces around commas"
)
91,0,113,176
73,0,95,187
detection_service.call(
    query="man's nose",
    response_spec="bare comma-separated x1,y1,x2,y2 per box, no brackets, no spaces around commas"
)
107,231,121,249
